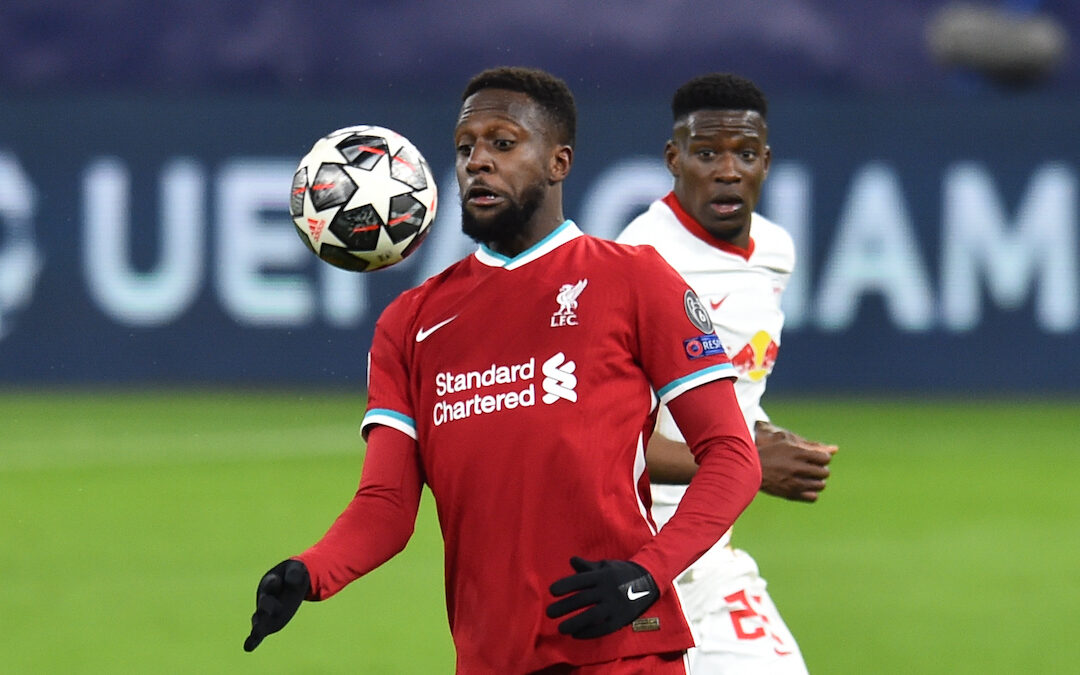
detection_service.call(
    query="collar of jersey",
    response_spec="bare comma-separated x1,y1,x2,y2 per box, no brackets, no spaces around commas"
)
474,219,581,270
661,192,755,261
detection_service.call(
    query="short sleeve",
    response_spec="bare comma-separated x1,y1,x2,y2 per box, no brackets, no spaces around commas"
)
360,301,418,441
629,246,736,404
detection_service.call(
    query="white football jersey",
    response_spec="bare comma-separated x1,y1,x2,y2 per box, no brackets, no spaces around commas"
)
616,194,795,558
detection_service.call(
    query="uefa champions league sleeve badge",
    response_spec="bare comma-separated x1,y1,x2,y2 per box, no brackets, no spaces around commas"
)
683,290,714,333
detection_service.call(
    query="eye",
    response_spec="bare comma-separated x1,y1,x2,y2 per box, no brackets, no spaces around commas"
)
456,143,472,156
741,150,758,161
493,138,515,150
695,148,716,160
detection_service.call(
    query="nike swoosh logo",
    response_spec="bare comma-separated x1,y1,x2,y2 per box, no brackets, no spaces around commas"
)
709,295,729,310
626,586,650,601
415,315,458,342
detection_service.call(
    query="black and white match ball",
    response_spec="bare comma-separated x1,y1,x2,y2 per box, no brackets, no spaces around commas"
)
290,125,437,272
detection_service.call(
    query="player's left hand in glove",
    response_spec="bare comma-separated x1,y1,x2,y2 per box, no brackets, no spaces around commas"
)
243,559,310,652
546,556,659,639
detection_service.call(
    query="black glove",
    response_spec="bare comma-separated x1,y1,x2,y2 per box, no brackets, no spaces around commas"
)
243,559,310,652
546,556,660,639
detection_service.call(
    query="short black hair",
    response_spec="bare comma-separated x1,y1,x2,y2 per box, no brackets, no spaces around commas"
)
462,66,577,148
672,73,768,122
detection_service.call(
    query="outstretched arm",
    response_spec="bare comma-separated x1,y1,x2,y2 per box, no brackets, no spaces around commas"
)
298,424,425,598
244,424,424,651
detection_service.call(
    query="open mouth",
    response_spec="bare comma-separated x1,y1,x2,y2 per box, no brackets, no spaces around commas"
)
710,196,744,216
465,184,503,206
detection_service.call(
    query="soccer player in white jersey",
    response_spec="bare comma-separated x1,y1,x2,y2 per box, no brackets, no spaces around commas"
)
616,73,838,674
243,67,763,674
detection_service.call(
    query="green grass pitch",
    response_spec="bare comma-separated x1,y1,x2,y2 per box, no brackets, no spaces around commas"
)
2,390,1078,673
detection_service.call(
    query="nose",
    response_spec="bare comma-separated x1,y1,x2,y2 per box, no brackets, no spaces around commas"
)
715,153,739,183
465,144,494,174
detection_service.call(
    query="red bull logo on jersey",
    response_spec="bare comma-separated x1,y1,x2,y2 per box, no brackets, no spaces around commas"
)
731,330,779,382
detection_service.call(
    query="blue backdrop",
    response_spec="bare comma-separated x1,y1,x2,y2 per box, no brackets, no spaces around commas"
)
1,93,1077,391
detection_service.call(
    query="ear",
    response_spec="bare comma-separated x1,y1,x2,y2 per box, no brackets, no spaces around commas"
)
762,144,772,177
549,144,573,184
664,140,680,178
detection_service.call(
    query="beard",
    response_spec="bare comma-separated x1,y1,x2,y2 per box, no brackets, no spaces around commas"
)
460,182,545,250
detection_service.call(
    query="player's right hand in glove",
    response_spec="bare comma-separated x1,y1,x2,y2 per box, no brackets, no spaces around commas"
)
243,558,310,652
546,556,659,639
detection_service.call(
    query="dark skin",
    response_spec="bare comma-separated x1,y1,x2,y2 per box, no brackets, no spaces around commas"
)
454,88,573,257
648,421,836,502
665,109,770,250
650,108,837,502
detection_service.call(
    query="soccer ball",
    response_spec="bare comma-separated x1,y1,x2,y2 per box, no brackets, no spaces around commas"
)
290,125,437,272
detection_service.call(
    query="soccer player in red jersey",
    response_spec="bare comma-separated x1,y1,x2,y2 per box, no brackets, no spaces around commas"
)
244,67,761,674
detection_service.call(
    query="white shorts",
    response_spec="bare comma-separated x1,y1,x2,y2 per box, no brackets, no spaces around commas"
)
675,547,809,674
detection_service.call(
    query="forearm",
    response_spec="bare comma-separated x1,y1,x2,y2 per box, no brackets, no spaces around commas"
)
297,425,423,600
645,411,763,486
632,381,760,584
644,431,701,484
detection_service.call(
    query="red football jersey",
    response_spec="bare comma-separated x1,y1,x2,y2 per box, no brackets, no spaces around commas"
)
318,221,742,672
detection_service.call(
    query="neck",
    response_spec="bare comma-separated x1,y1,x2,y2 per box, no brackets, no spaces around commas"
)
487,216,564,258
675,192,751,248
724,223,752,250
662,191,755,260
486,196,565,258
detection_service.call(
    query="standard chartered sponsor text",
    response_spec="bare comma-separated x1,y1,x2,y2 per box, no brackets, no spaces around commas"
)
433,358,536,426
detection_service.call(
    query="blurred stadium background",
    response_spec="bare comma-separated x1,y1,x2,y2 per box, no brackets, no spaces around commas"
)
1,1,1077,672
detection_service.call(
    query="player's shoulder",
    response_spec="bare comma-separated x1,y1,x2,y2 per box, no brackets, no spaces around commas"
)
582,230,675,273
379,257,469,324
614,199,678,247
613,199,697,270
750,213,796,272
573,232,687,297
